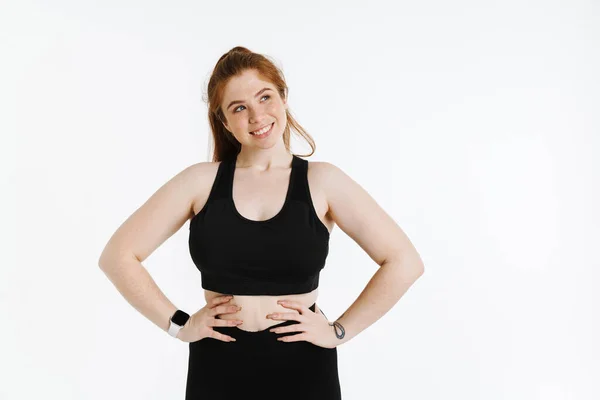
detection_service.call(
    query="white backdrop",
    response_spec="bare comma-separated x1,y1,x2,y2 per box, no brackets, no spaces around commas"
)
2,1,599,399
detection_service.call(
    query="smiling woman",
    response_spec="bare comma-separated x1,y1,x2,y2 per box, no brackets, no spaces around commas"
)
98,46,424,400
217,70,289,149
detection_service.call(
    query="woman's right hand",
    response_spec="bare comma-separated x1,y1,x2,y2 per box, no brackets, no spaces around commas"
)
177,295,243,343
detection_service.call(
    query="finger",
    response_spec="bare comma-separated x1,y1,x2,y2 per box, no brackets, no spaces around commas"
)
277,300,307,314
277,333,307,342
211,304,241,317
209,328,237,342
269,324,304,334
210,295,233,308
208,318,244,328
268,312,303,321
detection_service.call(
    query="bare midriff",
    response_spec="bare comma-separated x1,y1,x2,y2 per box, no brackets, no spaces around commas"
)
203,288,319,332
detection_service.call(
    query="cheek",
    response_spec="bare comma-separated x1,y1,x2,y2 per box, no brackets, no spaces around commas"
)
272,104,287,125
269,103,285,116
231,118,247,131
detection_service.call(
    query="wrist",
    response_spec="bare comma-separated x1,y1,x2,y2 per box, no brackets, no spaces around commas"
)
168,309,191,339
176,317,192,340
329,319,347,346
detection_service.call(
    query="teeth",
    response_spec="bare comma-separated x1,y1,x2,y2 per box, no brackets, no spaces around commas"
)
251,123,272,135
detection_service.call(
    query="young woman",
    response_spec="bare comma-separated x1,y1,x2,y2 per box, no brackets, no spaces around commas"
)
99,46,425,399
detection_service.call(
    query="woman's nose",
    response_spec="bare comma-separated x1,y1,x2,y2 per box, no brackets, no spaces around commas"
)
248,107,265,123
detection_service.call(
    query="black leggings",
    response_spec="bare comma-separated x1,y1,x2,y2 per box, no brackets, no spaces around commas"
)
185,303,342,400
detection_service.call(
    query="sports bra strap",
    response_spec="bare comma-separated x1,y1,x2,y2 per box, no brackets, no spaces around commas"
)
208,156,235,201
288,155,309,203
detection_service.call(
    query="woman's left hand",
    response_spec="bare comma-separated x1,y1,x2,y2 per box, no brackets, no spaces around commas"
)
267,300,338,349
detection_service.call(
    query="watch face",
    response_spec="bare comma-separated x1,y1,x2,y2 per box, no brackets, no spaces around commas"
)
171,310,190,326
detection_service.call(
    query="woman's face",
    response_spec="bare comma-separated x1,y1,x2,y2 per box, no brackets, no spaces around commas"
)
220,69,288,149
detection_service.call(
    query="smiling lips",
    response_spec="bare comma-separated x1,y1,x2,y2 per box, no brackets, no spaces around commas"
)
250,122,274,137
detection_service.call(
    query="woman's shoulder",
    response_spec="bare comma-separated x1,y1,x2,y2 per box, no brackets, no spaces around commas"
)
305,158,345,183
182,161,224,191
304,159,349,208
186,159,221,173
182,160,226,181
183,161,226,216
305,158,360,201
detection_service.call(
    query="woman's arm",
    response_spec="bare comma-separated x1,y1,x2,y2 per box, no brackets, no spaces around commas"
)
99,252,179,333
315,161,425,345
98,163,208,334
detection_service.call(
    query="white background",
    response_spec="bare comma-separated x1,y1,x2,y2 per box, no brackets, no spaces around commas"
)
2,1,599,399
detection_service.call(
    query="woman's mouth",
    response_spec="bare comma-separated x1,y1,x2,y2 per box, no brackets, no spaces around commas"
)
249,122,274,139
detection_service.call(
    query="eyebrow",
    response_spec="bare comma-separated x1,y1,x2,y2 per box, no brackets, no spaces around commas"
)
226,87,272,111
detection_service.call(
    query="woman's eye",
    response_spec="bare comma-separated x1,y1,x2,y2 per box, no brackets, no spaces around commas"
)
233,95,270,113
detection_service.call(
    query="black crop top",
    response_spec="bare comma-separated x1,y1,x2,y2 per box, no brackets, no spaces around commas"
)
188,153,330,295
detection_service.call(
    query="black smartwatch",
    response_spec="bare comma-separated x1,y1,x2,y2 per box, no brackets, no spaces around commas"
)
168,310,190,338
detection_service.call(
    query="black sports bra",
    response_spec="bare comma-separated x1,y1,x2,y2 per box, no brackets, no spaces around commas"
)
188,153,330,296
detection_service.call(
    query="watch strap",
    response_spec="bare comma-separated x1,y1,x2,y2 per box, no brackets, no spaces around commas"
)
168,320,183,338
